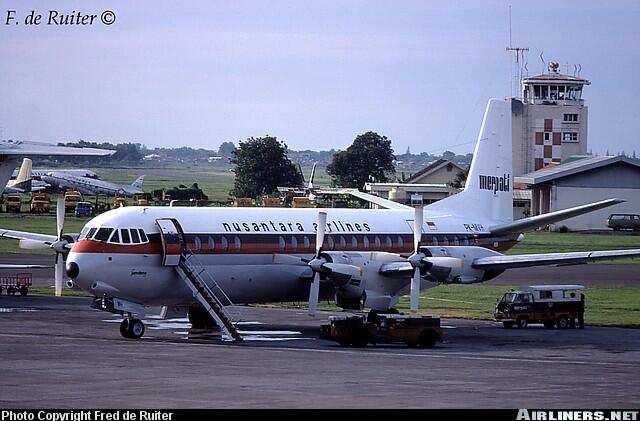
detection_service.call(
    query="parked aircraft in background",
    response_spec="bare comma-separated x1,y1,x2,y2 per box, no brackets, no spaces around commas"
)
1,100,638,341
12,168,98,179
0,139,113,195
4,159,47,193
40,173,145,197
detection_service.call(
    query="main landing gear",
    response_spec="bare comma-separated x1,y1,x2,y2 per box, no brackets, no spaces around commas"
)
120,316,145,339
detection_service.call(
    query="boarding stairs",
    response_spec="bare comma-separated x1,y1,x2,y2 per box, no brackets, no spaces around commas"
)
155,218,242,342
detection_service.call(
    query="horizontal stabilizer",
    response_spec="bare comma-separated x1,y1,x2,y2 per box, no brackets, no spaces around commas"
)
321,188,412,210
489,198,625,236
472,248,640,271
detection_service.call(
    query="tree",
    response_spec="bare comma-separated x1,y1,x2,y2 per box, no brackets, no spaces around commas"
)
449,167,469,189
326,131,395,190
230,136,303,198
218,141,236,157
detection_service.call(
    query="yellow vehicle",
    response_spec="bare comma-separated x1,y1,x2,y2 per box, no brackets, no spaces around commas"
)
64,191,82,213
30,192,51,214
135,198,148,206
5,194,23,213
114,197,128,208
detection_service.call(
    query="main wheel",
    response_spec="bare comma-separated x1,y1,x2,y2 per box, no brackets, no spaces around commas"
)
556,316,569,329
120,319,132,338
516,317,528,329
7,287,15,296
127,319,145,339
19,286,28,296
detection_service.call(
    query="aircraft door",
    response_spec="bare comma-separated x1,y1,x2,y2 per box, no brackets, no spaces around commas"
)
155,218,186,267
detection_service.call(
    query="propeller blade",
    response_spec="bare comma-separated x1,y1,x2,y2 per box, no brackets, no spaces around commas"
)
272,254,309,266
423,256,464,269
19,239,50,250
308,272,321,316
410,267,421,311
413,205,423,252
54,252,64,297
322,262,362,278
316,211,327,257
56,196,65,239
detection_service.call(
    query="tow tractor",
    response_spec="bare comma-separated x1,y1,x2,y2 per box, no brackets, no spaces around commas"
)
321,313,443,348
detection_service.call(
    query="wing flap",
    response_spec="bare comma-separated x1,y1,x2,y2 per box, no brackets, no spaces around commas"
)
472,249,640,270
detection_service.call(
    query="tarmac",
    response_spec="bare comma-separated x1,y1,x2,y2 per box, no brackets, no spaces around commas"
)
1,294,639,408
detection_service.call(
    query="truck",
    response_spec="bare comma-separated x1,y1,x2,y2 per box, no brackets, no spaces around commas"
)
321,313,443,348
30,192,51,214
114,197,128,208
5,194,23,213
64,191,82,213
74,201,94,217
494,285,585,329
0,272,32,296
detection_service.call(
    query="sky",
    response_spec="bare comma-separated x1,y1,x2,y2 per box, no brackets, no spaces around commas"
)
1,0,639,155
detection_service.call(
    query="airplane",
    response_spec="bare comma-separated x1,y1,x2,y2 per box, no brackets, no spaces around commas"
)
4,159,44,193
1,99,638,341
0,139,114,195
40,172,145,197
12,168,99,179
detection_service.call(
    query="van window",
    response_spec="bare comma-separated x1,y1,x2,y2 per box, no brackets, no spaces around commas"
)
539,290,552,299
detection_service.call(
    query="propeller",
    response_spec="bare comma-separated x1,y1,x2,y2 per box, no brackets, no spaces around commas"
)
408,205,424,311
307,211,327,316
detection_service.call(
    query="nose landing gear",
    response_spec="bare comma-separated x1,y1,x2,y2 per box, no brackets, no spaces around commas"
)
120,316,145,339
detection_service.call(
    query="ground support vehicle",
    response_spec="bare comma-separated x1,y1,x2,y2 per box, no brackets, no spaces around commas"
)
0,272,32,296
5,194,22,212
64,191,82,213
321,313,443,348
30,192,51,213
74,201,94,217
494,285,584,329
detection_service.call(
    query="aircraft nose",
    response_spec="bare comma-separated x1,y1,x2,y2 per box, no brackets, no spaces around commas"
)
66,261,79,278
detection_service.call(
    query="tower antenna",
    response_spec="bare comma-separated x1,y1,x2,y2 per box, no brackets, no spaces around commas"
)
506,5,529,97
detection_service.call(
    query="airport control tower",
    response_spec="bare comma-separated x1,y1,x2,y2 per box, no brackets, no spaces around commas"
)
511,62,590,176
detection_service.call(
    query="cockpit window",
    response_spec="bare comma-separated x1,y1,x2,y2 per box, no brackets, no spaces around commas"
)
121,229,131,244
79,227,90,239
131,229,140,243
84,227,97,240
138,229,148,243
94,228,114,242
109,229,120,243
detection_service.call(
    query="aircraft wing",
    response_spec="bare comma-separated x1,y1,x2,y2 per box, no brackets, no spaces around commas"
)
319,188,413,210
472,249,640,270
0,229,58,244
489,198,624,236
0,264,52,268
0,140,115,157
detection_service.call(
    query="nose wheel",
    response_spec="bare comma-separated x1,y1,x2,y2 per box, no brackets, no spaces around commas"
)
120,317,145,339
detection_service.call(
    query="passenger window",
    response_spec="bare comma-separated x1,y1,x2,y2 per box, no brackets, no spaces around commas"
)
327,237,335,250
131,229,141,244
374,236,381,249
397,236,404,249
339,236,346,249
94,228,113,242
363,236,370,249
138,229,148,243
221,236,229,251
432,236,438,246
207,236,215,250
385,236,392,249
291,236,298,251
121,229,131,244
109,230,120,243
351,236,358,249
303,236,310,249
234,236,241,251
194,236,201,251
278,236,286,252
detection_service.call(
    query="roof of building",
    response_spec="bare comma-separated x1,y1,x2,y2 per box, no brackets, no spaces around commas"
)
404,158,465,183
515,155,640,185
523,72,590,85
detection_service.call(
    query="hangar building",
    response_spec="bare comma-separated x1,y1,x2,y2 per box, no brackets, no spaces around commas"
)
515,156,640,230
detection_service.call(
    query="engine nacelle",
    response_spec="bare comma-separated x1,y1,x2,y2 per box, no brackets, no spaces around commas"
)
421,246,504,284
320,252,367,309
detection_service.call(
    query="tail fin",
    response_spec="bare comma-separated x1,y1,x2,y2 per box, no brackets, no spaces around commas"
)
427,99,513,223
131,175,145,191
12,158,33,191
308,163,317,189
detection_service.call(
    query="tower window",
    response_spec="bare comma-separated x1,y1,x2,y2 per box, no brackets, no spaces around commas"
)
562,132,579,142
563,113,579,122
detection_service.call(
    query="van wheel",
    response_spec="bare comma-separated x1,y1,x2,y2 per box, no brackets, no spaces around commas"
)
556,317,569,329
516,317,528,329
418,330,438,348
